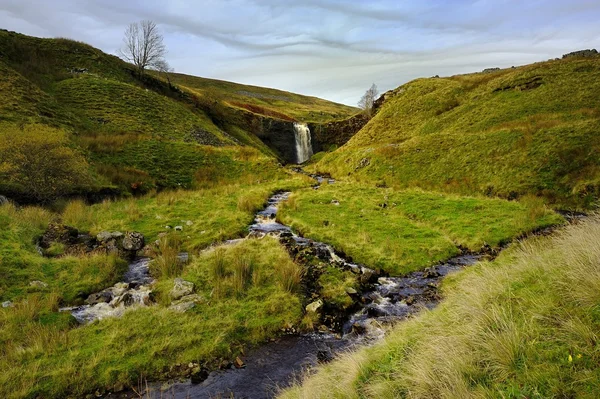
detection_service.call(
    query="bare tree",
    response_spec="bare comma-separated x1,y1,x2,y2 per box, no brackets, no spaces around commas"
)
153,59,174,87
358,83,379,117
119,20,166,76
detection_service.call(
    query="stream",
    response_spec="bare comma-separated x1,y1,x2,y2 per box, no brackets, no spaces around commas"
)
117,173,484,399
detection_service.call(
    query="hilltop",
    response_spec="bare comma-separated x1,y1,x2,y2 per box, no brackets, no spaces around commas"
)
0,29,356,202
312,54,600,209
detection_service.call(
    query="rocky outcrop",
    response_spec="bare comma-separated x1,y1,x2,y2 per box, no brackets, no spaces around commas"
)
122,232,145,251
563,49,598,59
169,278,195,300
309,113,369,151
40,223,80,249
40,224,145,258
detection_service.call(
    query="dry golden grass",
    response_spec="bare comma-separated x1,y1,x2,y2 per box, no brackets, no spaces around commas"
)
280,216,600,398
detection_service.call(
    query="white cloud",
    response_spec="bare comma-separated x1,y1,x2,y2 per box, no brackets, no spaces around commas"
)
0,0,598,105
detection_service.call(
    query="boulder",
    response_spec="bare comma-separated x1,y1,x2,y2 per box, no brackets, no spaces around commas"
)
40,223,79,249
0,195,8,206
169,301,196,313
2,301,13,308
96,231,123,243
122,232,145,251
305,299,323,313
170,278,194,300
86,290,113,305
29,280,48,289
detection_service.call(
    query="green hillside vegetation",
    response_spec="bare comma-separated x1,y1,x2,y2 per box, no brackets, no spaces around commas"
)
278,183,562,274
0,233,303,399
164,72,358,123
281,216,600,399
0,174,311,398
313,56,600,209
0,30,354,200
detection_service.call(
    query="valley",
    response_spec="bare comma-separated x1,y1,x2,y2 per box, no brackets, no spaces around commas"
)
0,27,599,399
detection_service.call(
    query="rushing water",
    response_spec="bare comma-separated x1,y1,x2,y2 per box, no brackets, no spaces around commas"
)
132,174,484,399
293,123,313,164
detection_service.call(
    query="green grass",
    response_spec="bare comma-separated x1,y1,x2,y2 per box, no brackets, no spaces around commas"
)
0,203,127,303
278,183,562,275
0,237,303,399
62,175,311,252
280,216,600,399
55,75,230,143
163,72,358,123
313,57,600,209
0,30,356,199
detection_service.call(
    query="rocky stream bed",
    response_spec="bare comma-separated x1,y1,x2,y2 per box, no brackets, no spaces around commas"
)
100,172,493,399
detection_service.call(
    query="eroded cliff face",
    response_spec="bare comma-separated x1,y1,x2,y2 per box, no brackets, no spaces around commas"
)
309,113,369,151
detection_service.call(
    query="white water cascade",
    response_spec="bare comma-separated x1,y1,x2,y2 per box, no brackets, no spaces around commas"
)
293,123,313,164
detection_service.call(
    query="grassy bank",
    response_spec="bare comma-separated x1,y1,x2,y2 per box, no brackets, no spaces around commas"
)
0,238,303,399
280,215,600,399
278,183,562,274
62,174,311,251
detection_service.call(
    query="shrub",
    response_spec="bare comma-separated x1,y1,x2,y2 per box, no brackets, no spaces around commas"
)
0,124,92,202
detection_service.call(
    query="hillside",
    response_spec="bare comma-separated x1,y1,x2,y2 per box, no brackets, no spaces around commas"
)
312,55,600,209
0,30,357,201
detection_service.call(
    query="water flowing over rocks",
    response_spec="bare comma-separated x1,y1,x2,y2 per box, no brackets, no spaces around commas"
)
293,122,313,164
61,258,155,324
128,170,491,399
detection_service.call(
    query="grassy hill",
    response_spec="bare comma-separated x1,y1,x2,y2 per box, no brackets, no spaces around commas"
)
312,56,600,210
164,72,357,123
0,29,356,201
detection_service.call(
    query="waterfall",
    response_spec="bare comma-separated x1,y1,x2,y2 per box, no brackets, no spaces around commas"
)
293,123,313,164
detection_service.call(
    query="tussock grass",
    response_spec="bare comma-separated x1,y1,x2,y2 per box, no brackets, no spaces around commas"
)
151,234,184,278
0,234,303,398
280,216,600,399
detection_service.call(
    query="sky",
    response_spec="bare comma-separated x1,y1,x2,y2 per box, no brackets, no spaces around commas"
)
1,0,599,105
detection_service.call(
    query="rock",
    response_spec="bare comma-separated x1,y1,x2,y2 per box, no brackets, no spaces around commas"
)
122,232,144,251
29,280,48,289
331,200,340,206
186,220,194,226
305,299,323,313
356,158,370,170
423,267,441,278
360,268,375,284
317,350,334,363
170,278,195,300
170,301,196,313
165,225,172,229
345,287,358,295
169,294,205,313
2,301,13,308
482,67,501,73
86,290,113,305
563,49,598,59
234,356,246,369
96,231,123,243
0,195,8,205
190,368,209,384
40,223,79,249
174,226,183,232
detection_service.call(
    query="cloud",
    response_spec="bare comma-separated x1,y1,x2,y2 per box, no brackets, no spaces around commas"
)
0,0,599,105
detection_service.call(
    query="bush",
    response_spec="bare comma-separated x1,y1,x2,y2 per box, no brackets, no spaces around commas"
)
0,124,92,202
